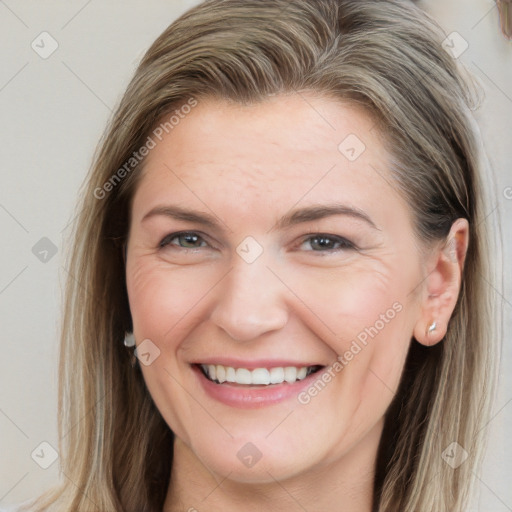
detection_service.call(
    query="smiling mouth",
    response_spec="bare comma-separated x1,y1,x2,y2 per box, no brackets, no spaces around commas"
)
197,363,324,386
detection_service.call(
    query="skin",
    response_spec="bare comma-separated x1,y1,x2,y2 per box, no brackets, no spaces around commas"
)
125,93,469,512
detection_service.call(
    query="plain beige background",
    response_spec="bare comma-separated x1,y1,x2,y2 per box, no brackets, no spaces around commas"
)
0,1,510,510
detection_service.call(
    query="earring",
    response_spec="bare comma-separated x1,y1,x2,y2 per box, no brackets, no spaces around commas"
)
124,332,136,347
427,321,437,334
123,332,138,368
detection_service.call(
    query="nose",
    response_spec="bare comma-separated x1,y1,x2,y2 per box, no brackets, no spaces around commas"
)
209,257,289,342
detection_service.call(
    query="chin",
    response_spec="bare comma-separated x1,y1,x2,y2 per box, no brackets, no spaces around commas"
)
188,432,327,485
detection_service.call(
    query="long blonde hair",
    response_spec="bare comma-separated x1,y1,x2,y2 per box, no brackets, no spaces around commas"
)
24,1,500,510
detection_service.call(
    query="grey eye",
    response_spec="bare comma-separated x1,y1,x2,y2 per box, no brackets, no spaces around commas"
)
160,232,207,249
302,234,354,252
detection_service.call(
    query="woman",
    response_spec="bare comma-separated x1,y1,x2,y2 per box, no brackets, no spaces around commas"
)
19,0,499,510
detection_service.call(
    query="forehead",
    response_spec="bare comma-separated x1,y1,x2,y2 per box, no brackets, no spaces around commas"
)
131,93,405,227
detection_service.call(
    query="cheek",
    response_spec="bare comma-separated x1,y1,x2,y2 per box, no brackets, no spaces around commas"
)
125,258,215,440
286,260,413,410
126,257,216,343
284,259,404,343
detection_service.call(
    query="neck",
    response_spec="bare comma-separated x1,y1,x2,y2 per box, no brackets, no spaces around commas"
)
163,419,383,512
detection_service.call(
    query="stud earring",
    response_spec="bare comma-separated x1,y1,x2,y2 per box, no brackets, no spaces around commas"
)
427,321,437,334
124,332,136,347
123,332,138,368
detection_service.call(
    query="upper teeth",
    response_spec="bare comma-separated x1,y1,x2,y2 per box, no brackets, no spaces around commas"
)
200,364,317,385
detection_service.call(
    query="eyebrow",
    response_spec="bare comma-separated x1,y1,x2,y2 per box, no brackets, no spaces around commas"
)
141,203,379,231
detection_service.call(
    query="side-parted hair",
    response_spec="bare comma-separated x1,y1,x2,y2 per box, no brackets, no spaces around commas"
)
24,1,500,510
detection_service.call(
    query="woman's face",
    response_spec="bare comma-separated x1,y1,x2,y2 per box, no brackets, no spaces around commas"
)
125,93,427,482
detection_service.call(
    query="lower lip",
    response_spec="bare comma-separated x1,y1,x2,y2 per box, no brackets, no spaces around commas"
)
192,364,323,409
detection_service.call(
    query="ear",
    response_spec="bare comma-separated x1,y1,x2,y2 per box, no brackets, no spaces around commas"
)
413,218,469,346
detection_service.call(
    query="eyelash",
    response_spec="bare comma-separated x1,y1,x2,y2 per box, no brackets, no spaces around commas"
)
158,231,356,253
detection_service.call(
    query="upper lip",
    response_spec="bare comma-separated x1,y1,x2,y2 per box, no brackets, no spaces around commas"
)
192,358,325,370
